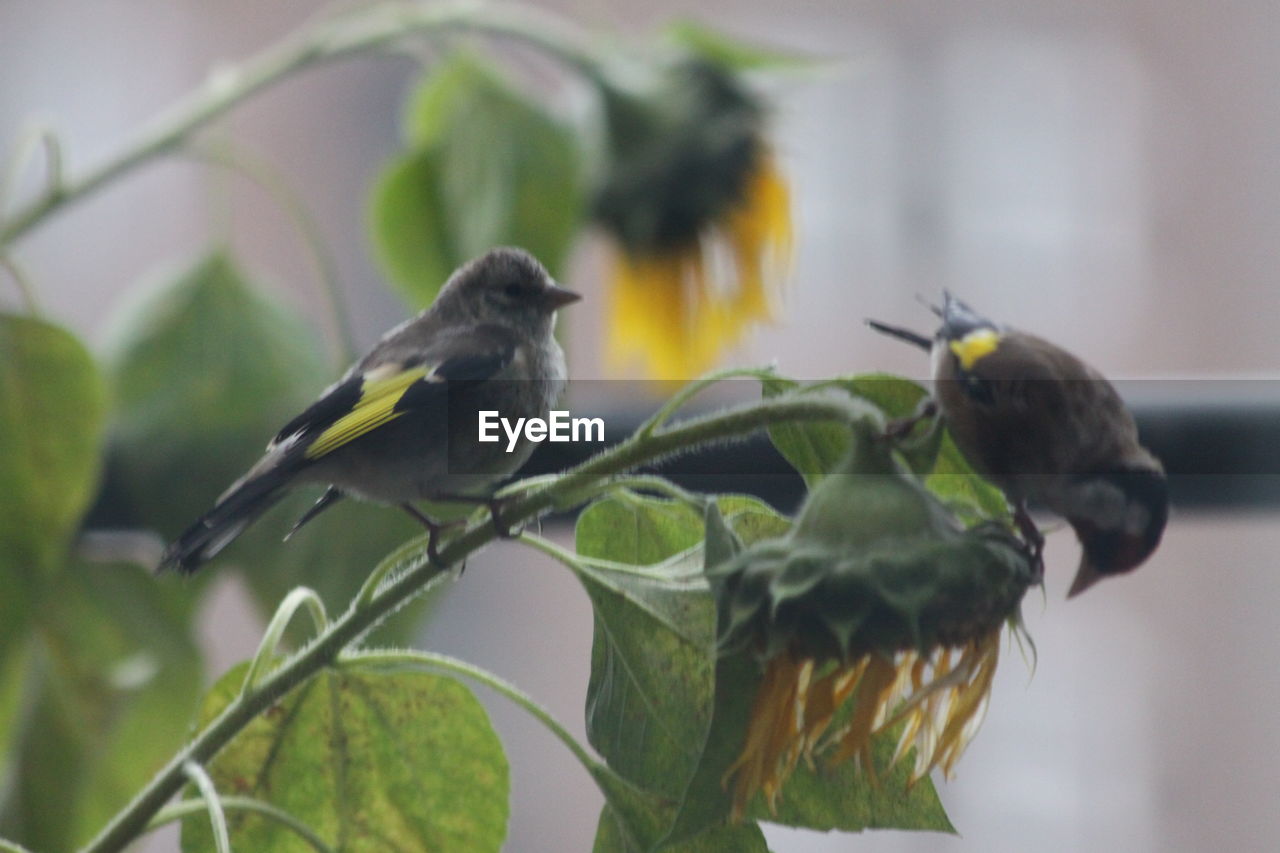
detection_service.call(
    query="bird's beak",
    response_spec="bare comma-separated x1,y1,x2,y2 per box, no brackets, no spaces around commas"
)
865,318,933,352
543,283,582,308
1066,557,1104,599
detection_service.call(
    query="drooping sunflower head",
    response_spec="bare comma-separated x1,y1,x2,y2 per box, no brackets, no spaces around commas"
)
591,59,792,379
706,424,1038,817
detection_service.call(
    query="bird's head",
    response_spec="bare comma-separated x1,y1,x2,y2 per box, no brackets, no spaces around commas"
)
435,247,581,334
1065,463,1169,597
931,291,1010,384
866,291,1008,381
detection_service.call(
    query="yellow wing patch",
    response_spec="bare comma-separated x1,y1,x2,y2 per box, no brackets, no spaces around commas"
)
948,329,1000,370
305,366,431,459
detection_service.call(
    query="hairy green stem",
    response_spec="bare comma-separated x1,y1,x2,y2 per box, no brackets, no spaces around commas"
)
497,471,706,515
636,365,779,438
242,587,328,694
182,142,357,363
0,123,62,219
0,254,40,315
519,531,699,581
181,762,230,853
599,474,709,509
0,1,603,248
79,392,857,853
146,796,333,852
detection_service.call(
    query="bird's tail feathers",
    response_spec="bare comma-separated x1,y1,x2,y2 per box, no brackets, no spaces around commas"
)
158,470,289,574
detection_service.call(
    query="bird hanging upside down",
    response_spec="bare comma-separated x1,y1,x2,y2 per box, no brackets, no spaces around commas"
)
868,292,1168,597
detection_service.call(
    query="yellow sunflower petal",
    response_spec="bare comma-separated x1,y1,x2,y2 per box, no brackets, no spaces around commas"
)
605,153,793,380
724,627,1008,817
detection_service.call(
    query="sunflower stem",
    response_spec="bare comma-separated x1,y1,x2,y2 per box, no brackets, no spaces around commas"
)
0,122,62,221
181,141,357,364
0,254,40,315
635,365,779,438
0,1,605,250
180,762,230,853
242,587,329,694
146,796,333,852
78,390,859,853
599,474,710,509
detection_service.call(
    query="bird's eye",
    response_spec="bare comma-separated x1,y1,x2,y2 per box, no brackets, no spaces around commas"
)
963,373,996,405
503,281,526,298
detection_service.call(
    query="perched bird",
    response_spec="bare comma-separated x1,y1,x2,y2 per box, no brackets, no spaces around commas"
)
159,247,581,574
868,293,1167,597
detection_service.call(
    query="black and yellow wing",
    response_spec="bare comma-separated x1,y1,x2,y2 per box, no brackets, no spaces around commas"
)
271,326,517,463
159,325,516,573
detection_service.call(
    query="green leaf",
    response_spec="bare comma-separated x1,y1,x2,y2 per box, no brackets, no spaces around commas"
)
0,314,105,572
594,804,770,853
663,652,764,845
181,662,508,852
0,558,201,850
570,493,792,845
701,504,742,573
589,763,771,853
665,20,822,72
749,740,954,834
104,251,327,536
105,251,440,642
761,377,862,490
588,765,677,850
840,373,943,474
573,493,713,798
0,637,34,837
370,52,584,308
927,433,1012,522
576,491,705,565
715,495,791,547
0,504,37,816
0,317,120,848
763,375,949,488
838,373,930,419
367,150,456,307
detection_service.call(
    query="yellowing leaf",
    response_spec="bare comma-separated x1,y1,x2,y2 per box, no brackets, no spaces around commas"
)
104,251,326,536
181,663,508,852
0,314,105,573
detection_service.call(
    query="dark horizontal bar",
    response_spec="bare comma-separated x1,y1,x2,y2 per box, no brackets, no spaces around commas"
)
85,400,1280,532
522,403,1280,513
1128,403,1280,509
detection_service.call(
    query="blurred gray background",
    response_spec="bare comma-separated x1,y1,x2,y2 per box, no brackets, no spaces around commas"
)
3,1,1277,851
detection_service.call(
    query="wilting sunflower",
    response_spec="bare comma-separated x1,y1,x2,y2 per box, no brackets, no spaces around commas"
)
707,423,1038,816
592,59,792,379
724,628,1007,817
